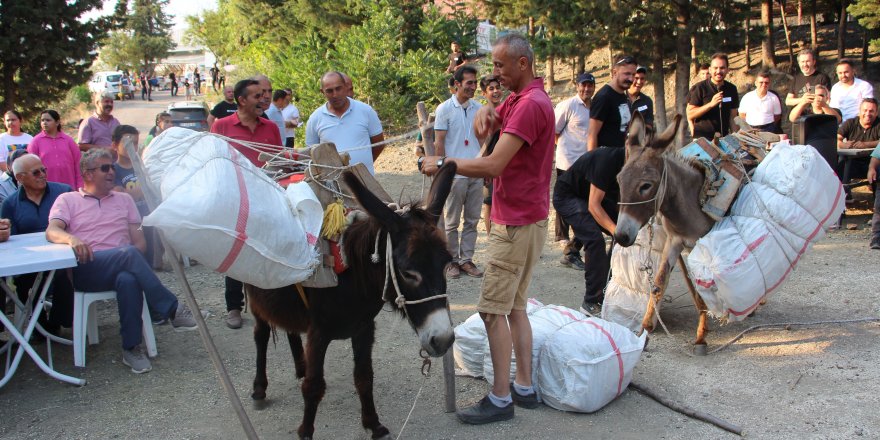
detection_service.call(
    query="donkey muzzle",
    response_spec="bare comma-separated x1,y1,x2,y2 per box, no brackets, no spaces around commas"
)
418,309,455,357
614,213,643,247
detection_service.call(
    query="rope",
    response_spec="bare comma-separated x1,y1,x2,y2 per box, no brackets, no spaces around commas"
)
395,378,426,440
707,317,880,355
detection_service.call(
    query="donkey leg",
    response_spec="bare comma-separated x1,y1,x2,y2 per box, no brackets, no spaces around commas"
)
678,255,709,348
287,332,306,379
351,323,390,440
641,240,683,333
297,329,330,440
251,316,271,400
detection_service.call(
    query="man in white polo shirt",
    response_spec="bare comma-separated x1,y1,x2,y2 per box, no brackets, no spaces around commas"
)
738,70,782,133
553,72,595,270
305,71,384,174
830,59,874,121
434,65,484,279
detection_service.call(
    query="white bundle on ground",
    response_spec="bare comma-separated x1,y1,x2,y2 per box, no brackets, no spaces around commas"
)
482,304,585,388
602,223,666,333
141,127,322,289
452,298,543,378
687,143,844,321
536,318,646,413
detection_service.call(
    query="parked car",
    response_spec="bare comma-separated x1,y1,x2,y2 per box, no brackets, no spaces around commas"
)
88,71,124,97
167,101,210,132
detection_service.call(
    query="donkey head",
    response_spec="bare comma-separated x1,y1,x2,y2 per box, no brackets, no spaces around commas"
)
341,164,456,357
614,112,682,247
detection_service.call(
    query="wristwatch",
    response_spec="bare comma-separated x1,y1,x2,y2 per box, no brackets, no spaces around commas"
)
437,156,446,168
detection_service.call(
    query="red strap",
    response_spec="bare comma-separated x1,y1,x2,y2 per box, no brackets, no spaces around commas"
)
217,151,250,273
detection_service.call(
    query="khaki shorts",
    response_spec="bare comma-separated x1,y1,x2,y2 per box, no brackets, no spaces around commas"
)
478,219,547,315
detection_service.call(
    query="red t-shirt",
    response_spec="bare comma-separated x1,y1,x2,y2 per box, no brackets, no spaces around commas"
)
491,78,555,226
210,112,283,167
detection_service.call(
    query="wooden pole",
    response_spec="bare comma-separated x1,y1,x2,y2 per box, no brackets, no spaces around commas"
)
123,137,260,440
443,351,456,412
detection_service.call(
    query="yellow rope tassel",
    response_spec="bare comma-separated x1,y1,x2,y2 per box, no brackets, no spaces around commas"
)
321,199,345,240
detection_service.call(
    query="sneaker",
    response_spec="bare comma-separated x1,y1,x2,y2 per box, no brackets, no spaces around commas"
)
510,383,540,409
871,238,880,250
171,303,198,331
226,309,243,329
579,301,602,317
446,263,461,279
459,261,484,278
122,345,152,374
456,395,514,425
560,253,585,271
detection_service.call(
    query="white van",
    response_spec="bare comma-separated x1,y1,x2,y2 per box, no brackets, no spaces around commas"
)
88,71,124,97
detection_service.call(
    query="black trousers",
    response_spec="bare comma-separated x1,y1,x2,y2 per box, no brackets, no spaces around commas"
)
554,168,583,254
225,276,244,312
553,192,614,305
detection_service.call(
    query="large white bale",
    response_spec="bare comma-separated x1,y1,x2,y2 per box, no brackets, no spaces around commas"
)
536,318,646,413
602,223,666,333
686,143,844,321
141,128,322,289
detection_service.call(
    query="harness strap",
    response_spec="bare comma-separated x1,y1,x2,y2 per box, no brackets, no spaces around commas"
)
295,283,309,309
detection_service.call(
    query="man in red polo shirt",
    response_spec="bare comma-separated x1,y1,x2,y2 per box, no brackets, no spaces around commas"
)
421,33,554,424
210,78,282,328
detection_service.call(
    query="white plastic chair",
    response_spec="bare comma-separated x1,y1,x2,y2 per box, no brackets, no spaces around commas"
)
72,290,158,367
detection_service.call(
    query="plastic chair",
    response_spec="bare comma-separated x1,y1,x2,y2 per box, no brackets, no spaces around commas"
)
72,290,158,367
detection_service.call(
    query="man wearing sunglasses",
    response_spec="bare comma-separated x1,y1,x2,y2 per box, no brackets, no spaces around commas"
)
587,55,636,151
1,154,74,334
46,149,199,374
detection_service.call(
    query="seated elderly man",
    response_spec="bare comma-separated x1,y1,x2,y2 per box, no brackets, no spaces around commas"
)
1,154,73,333
46,149,198,374
837,99,880,201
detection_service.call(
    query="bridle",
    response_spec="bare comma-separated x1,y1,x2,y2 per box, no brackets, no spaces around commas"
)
371,229,449,320
617,155,669,217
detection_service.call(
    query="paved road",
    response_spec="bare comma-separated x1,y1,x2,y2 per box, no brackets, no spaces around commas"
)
109,88,214,137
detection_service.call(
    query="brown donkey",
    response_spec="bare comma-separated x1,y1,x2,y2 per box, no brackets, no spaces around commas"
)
613,112,716,351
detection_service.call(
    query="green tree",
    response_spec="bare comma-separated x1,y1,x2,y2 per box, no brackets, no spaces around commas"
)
0,0,109,117
101,0,174,73
184,3,237,67
849,0,880,50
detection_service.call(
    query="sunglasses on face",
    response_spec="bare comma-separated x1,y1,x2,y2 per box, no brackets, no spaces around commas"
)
87,164,113,173
26,167,47,177
615,56,636,65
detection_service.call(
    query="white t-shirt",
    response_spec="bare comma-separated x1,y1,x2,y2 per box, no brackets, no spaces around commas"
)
738,90,781,126
281,103,301,139
0,132,33,163
554,95,590,170
433,96,482,178
305,98,384,175
830,78,874,121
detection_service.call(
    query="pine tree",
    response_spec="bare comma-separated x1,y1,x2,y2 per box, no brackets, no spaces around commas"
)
0,0,109,116
101,0,174,73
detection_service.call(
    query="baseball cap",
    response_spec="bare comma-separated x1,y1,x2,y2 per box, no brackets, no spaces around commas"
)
636,66,648,74
576,72,595,84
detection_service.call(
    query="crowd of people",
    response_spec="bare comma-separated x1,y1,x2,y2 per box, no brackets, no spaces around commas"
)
0,34,877,423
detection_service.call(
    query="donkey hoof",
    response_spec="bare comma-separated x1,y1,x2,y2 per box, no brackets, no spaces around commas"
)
251,390,266,400
371,426,391,440
693,343,708,356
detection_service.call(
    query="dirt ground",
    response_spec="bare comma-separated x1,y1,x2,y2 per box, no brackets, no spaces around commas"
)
1,140,878,440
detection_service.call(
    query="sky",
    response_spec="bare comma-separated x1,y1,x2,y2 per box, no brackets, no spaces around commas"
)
84,0,218,30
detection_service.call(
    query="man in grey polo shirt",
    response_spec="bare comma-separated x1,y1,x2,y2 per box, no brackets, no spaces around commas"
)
553,72,595,270
78,93,121,151
435,65,485,279
305,71,384,174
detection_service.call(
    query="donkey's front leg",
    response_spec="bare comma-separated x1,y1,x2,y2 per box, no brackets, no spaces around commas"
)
642,238,684,333
678,255,709,349
352,322,390,440
298,329,331,440
251,315,271,400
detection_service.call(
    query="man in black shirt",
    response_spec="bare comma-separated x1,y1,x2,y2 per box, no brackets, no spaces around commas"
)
552,147,625,316
837,99,880,189
207,85,238,129
588,55,636,150
629,66,654,130
785,48,832,107
687,52,739,139
446,41,468,74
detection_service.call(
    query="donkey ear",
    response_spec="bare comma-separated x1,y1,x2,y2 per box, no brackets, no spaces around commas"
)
342,171,402,232
626,111,647,152
651,114,682,152
424,161,457,222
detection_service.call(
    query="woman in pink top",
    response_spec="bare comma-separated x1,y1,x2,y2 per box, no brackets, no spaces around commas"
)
27,110,83,189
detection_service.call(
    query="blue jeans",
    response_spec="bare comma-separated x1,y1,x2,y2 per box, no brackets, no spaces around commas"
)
72,246,178,350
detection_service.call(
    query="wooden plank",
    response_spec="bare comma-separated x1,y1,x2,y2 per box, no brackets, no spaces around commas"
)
417,101,435,156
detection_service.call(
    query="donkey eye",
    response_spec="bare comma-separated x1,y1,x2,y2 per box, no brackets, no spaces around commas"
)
639,183,652,195
401,270,422,285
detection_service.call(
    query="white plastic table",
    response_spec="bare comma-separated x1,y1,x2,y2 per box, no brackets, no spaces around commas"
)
0,232,85,387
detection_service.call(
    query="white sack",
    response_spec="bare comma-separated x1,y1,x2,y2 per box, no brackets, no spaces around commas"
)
536,318,646,413
452,298,544,378
141,128,322,289
602,223,666,333
686,143,844,321
482,304,585,388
